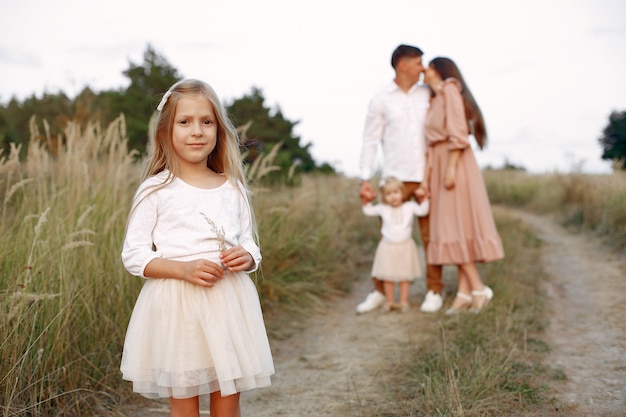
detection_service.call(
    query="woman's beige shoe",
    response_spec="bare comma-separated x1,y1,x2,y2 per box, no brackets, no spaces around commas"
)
445,292,472,315
470,286,493,313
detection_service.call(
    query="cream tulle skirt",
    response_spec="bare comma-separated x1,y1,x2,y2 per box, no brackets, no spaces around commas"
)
371,238,422,282
120,271,274,399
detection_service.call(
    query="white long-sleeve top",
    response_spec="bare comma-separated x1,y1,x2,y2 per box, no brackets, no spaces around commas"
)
362,200,430,243
359,82,430,182
121,170,261,278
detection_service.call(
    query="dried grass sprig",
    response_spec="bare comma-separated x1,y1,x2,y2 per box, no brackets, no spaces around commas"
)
4,178,34,205
199,213,227,251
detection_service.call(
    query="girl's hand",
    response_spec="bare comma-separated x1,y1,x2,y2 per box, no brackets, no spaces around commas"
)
444,166,456,190
220,245,255,272
182,259,225,287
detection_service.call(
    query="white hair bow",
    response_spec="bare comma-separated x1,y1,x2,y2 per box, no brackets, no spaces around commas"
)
156,80,185,112
156,90,172,112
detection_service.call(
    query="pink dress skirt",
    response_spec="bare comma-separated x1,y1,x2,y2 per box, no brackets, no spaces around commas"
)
427,141,504,265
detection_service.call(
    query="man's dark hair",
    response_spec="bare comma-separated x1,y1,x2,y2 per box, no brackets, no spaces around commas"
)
391,44,424,69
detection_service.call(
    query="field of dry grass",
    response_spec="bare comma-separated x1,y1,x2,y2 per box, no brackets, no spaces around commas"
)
1,117,624,416
483,169,626,251
0,117,378,415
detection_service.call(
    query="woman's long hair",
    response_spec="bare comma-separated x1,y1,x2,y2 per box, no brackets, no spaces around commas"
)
430,57,487,149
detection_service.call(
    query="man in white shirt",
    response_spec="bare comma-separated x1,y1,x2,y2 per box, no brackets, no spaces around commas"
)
357,44,444,314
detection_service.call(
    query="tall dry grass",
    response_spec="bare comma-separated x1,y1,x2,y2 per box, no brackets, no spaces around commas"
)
483,169,626,250
1,117,140,415
254,174,379,338
0,117,376,416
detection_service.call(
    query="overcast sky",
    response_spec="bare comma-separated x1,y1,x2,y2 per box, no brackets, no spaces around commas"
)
1,0,625,175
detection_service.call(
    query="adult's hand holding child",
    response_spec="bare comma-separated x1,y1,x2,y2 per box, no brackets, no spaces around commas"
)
359,180,377,205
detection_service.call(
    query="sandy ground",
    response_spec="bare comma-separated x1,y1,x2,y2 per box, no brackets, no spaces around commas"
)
511,209,626,416
116,209,626,416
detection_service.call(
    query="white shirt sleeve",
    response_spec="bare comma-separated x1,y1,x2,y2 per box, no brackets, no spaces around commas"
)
362,202,383,217
407,200,430,217
235,182,262,273
121,186,162,278
360,96,384,181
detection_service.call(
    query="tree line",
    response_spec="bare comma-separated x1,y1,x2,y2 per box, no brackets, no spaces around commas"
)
599,110,626,170
0,45,335,180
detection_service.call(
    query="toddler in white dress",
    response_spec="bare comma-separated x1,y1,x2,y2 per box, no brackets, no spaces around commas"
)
362,177,429,313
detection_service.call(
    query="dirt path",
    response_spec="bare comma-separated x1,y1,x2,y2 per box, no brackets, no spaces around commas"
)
238,269,436,417
510,209,626,416
117,210,626,416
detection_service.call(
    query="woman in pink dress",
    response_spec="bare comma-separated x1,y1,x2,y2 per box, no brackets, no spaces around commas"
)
417,57,504,314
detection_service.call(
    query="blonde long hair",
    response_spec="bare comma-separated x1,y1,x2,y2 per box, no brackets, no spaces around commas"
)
144,79,246,186
132,79,259,244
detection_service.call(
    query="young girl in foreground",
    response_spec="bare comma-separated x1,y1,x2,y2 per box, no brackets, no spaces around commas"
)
362,177,430,313
121,79,274,417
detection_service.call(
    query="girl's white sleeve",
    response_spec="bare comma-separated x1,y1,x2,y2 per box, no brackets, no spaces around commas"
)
415,200,430,217
237,183,262,273
121,188,161,278
362,202,382,217
408,200,430,217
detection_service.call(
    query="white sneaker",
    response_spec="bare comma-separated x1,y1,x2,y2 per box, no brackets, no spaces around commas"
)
420,290,443,313
356,290,386,313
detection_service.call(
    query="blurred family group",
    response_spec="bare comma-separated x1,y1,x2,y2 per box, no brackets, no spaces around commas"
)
357,44,505,316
